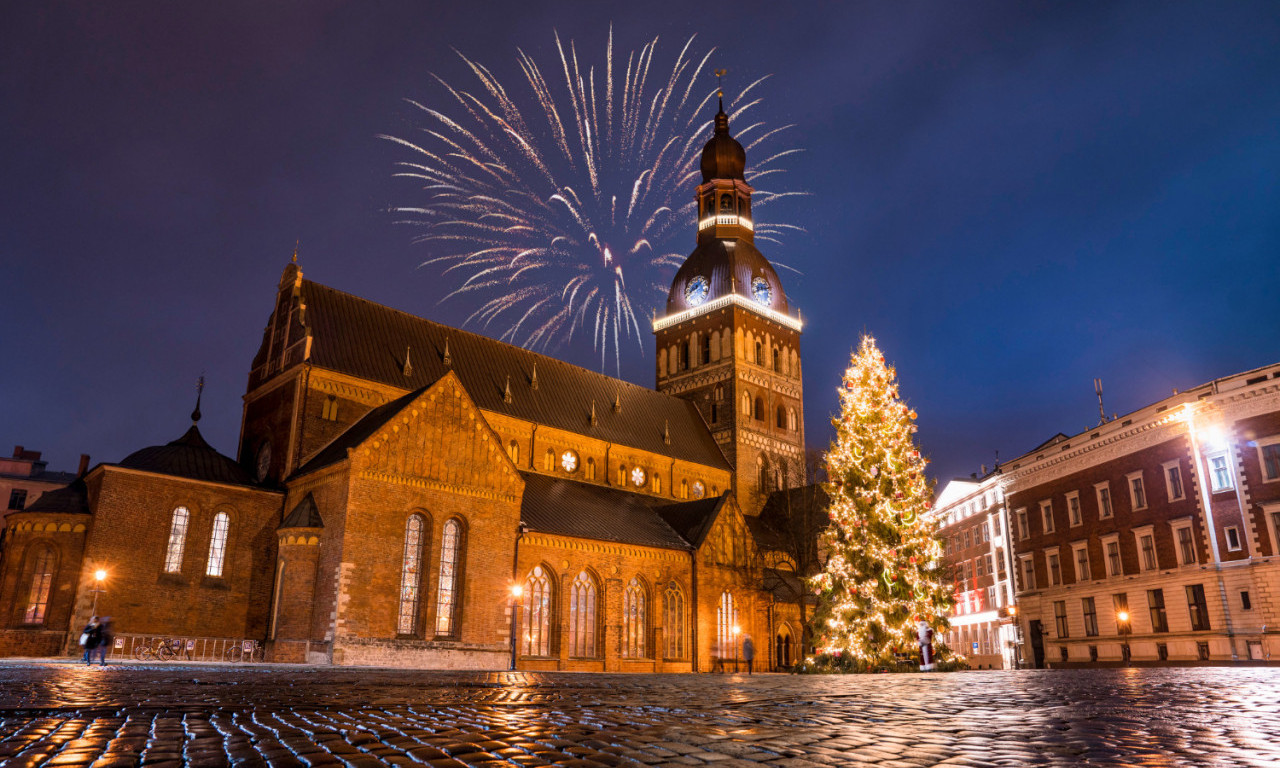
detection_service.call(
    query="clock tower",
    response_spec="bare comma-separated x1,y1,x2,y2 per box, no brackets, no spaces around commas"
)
653,100,805,512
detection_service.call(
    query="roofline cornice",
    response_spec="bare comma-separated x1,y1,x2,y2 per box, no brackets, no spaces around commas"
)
100,464,283,495
653,293,802,333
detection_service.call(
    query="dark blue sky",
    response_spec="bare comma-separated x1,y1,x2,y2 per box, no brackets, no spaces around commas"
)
3,1,1278,484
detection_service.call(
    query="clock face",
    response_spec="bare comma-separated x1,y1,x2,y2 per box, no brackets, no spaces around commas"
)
751,277,772,306
685,275,709,306
631,466,647,487
692,481,705,499
560,450,578,473
256,442,272,481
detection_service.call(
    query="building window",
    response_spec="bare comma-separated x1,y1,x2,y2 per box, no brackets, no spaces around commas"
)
1148,589,1168,633
8,489,28,511
753,396,764,421
435,519,462,637
754,340,762,364
1260,440,1280,482
1020,556,1035,590
569,571,597,658
788,408,797,431
522,565,553,656
1113,593,1130,634
775,405,786,429
22,547,55,624
1054,600,1068,638
1242,590,1253,610
701,335,711,366
1067,493,1082,527
586,458,596,480
1095,483,1113,518
1225,526,1242,552
1105,538,1122,577
977,556,986,577
1074,544,1090,582
981,522,990,542
617,464,626,485
622,577,647,658
1138,532,1157,571
1186,584,1211,631
653,474,662,494
741,392,751,416
1208,452,1233,492
1197,641,1210,661
544,449,555,472
163,506,190,574
664,583,685,659
321,394,339,421
205,511,230,578
679,479,687,499
679,341,690,371
561,450,578,473
397,514,426,636
1128,472,1146,511
1047,552,1062,586
716,591,737,661
1175,524,1197,565
1082,597,1099,637
507,440,519,465
1016,509,1029,540
1164,462,1185,501
1040,501,1054,534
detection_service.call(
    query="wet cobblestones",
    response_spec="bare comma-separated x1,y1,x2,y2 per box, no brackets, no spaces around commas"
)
1,662,1278,767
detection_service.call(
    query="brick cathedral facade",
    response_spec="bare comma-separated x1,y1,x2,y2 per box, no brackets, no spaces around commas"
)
0,104,815,670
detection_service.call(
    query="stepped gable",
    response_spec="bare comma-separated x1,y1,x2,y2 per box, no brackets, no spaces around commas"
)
118,426,259,487
519,473,693,550
656,492,729,549
21,479,90,515
299,280,730,470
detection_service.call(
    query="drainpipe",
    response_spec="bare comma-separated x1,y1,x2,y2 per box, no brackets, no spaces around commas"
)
690,548,699,672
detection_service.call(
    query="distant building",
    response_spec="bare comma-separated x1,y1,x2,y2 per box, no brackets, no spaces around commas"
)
1003,362,1280,667
931,474,1019,669
0,447,86,525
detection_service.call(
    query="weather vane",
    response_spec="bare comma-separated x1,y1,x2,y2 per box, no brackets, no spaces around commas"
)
714,68,727,98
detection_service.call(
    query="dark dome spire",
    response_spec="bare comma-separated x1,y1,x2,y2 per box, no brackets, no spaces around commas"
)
700,99,745,183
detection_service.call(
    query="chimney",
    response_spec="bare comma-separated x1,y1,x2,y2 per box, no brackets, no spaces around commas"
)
13,445,23,458
78,454,91,477
981,464,987,476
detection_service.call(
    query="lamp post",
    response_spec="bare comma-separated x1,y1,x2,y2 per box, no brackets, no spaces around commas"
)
1117,610,1131,665
91,569,107,616
732,624,741,673
1008,605,1021,670
509,584,523,671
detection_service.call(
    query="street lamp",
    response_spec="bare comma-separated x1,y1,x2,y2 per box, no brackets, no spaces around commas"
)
1117,610,1131,665
509,583,523,671
733,624,741,673
91,569,107,616
1007,605,1021,670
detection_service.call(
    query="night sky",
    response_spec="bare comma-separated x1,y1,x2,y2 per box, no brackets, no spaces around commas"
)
3,1,1278,486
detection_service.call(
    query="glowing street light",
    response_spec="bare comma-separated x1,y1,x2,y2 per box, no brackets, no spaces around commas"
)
1117,610,1132,665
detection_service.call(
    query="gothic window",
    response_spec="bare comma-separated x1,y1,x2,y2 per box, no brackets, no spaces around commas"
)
658,348,667,377
714,385,724,401
776,405,786,429
321,394,339,421
754,340,762,364
205,511,230,578
544,449,555,472
522,565,553,656
586,458,596,480
163,506,190,574
653,474,662,494
773,348,781,372
788,408,797,431
508,440,519,465
623,577,647,658
668,345,679,376
709,331,720,362
23,547,55,624
680,341,690,371
664,583,685,659
701,334,711,365
741,392,751,416
757,456,767,491
617,464,626,485
754,396,764,421
681,479,689,499
716,591,737,661
397,514,426,635
435,519,463,636
569,571,597,657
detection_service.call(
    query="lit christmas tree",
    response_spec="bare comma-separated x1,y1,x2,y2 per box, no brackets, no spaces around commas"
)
809,334,952,669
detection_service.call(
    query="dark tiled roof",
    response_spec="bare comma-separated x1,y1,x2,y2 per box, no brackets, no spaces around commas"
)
22,479,90,515
298,280,730,471
281,493,323,528
0,469,77,484
295,387,425,475
118,426,259,488
655,493,729,549
519,473,692,550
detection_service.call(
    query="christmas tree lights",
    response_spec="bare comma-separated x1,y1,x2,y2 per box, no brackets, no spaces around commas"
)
809,334,952,669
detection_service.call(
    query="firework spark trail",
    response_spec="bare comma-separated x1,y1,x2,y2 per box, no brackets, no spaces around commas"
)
384,29,802,374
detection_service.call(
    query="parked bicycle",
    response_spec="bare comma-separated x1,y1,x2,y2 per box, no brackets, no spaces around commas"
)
132,637,182,661
224,640,265,663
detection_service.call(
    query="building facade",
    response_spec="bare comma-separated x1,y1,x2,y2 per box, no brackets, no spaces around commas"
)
0,104,814,671
1004,362,1280,667
0,447,85,526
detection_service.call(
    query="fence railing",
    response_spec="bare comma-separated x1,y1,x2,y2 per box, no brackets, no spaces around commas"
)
106,633,262,662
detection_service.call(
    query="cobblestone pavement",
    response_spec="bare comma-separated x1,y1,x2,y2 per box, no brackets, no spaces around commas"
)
1,662,1278,768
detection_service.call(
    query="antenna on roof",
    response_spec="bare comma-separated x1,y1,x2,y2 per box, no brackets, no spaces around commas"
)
191,374,205,424
1094,378,1107,425
530,361,538,391
403,346,413,378
503,375,513,404
442,338,451,367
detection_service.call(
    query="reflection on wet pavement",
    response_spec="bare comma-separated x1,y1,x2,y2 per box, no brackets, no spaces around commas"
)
1,662,1277,766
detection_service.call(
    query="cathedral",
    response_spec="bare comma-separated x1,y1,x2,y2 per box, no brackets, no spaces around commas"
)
0,103,815,671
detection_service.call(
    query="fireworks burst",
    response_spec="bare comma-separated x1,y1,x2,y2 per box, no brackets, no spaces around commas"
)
383,29,804,374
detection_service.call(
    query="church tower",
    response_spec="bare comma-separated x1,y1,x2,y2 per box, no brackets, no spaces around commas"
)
653,99,805,512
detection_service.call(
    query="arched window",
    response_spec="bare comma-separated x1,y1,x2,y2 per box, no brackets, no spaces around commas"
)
788,408,797,431
664,583,685,659
544,448,555,472
586,458,596,480
206,511,230,577
681,479,689,499
680,341,690,371
508,440,519,465
719,193,732,213
164,506,190,573
709,331,720,362
714,385,724,401
617,464,626,485
754,340,762,364
758,456,767,491
522,565,553,656
701,334,711,365
653,474,662,494
776,405,786,429
741,392,751,416
623,577,647,658
777,626,794,668
397,514,426,635
658,348,667,378
23,547,55,624
435,519,462,636
569,571,597,657
773,348,781,372
717,591,737,662
754,397,764,421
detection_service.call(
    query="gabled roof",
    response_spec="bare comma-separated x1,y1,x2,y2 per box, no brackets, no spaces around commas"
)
519,473,693,550
21,479,90,515
296,387,424,475
117,426,261,488
656,492,730,549
281,493,323,529
297,280,730,471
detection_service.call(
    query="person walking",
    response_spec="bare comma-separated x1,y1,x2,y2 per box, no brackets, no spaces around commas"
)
81,617,101,665
93,617,113,666
742,635,755,675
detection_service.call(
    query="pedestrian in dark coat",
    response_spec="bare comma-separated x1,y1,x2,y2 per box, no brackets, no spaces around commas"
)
742,635,755,675
94,617,113,666
81,617,101,665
